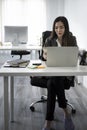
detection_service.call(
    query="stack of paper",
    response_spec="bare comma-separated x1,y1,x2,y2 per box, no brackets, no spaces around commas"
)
5,59,30,67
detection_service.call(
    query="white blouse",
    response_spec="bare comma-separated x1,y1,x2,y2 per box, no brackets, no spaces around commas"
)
56,39,61,47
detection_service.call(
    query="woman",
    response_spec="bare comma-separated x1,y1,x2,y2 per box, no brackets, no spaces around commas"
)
42,16,77,130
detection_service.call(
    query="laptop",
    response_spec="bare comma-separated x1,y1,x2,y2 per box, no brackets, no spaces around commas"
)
46,47,78,67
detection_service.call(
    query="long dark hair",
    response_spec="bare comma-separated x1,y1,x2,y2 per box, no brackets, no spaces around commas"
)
50,16,70,46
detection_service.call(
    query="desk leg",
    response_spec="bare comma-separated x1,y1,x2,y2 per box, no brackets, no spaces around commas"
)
4,76,9,130
10,76,14,122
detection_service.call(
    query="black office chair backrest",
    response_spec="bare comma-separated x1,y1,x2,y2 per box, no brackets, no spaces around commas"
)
39,31,51,60
64,76,75,90
42,31,52,46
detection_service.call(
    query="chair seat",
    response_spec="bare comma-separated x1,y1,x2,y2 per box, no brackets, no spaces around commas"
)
11,50,30,59
11,50,30,55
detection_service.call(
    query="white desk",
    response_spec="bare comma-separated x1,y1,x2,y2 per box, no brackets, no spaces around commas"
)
0,45,42,51
0,63,87,130
0,44,42,59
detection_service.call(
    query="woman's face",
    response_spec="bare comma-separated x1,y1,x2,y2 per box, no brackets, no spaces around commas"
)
55,21,65,39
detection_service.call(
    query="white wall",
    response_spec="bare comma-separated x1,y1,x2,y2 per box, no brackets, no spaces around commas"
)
45,0,64,30
64,0,87,49
0,0,2,41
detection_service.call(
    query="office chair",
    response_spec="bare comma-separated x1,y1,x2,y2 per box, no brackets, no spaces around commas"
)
39,31,52,59
29,31,76,114
11,50,31,59
30,76,76,114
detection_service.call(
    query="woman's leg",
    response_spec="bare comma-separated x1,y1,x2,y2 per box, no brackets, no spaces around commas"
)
43,78,56,129
53,77,70,115
53,77,67,108
53,77,75,130
43,77,75,130
43,77,67,129
46,79,56,120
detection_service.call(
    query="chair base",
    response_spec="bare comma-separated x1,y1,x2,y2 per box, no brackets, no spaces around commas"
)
30,95,47,112
30,95,76,114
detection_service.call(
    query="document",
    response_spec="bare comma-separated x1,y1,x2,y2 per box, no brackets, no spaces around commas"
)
4,59,30,68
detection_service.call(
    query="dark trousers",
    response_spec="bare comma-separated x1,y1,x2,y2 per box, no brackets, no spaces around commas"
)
46,77,67,121
30,76,67,121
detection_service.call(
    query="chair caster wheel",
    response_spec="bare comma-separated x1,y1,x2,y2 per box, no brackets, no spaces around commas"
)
72,109,76,114
30,106,35,112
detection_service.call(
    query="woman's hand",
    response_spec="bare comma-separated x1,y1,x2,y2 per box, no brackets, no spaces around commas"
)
43,48,47,61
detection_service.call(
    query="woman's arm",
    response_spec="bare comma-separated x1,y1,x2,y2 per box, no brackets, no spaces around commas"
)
42,48,47,61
